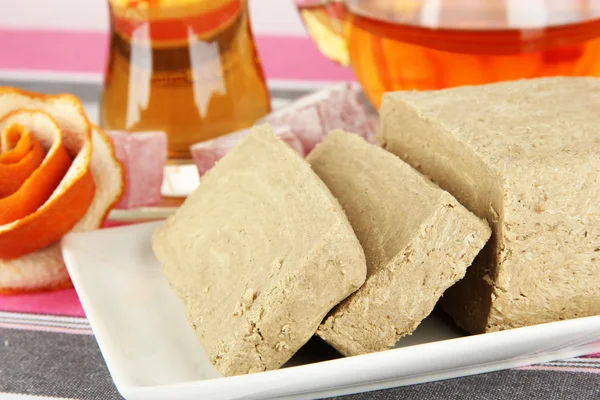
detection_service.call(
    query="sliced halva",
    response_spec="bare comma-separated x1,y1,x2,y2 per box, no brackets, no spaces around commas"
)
307,131,490,355
152,125,367,375
380,77,600,333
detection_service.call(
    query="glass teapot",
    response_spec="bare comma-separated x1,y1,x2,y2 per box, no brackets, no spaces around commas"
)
296,0,600,107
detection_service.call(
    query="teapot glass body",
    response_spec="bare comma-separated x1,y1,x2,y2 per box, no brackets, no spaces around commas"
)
297,0,600,107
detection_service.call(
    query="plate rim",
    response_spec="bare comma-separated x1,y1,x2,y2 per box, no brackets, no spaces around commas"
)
61,223,600,400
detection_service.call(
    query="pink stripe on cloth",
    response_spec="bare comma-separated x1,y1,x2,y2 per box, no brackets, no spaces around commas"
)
0,29,107,73
519,365,600,374
0,221,139,317
0,29,355,81
0,289,85,317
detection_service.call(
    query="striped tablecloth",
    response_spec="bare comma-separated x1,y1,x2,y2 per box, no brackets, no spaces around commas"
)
0,5,599,397
0,310,598,400
0,79,599,400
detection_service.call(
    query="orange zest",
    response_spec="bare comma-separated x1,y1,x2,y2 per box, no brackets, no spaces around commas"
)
0,88,125,294
0,124,45,197
0,123,125,296
0,124,37,162
0,89,97,260
0,117,73,225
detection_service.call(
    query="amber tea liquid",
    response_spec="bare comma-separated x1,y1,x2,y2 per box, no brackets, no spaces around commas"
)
101,0,271,159
299,1,600,108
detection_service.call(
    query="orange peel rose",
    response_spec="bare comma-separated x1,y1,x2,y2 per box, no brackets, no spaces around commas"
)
0,88,124,294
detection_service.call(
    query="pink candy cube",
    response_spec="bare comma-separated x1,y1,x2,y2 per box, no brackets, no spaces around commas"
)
318,86,377,144
266,83,377,153
189,84,376,178
190,126,303,177
106,130,167,209
267,105,324,153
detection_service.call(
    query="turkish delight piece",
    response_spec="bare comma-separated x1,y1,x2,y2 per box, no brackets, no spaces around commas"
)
266,105,325,152
190,125,302,177
106,130,166,209
320,88,377,144
266,83,376,152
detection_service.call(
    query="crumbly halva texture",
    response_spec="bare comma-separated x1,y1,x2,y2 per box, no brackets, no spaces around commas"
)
379,77,600,334
152,125,367,376
307,131,491,356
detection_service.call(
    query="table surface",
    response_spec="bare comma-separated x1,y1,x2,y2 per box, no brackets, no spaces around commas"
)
0,78,599,400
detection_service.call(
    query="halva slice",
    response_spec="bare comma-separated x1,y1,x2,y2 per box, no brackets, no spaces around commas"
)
152,125,366,376
307,131,491,356
379,77,600,333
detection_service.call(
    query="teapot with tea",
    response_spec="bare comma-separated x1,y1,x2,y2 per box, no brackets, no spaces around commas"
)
297,0,600,107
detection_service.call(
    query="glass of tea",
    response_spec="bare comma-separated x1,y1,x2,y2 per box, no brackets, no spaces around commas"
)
296,0,600,108
100,0,271,160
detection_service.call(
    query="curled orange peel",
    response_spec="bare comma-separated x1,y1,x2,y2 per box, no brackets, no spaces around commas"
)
0,113,74,226
0,89,125,293
0,94,96,259
0,123,46,197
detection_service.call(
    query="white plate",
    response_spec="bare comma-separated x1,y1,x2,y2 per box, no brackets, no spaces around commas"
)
61,222,600,400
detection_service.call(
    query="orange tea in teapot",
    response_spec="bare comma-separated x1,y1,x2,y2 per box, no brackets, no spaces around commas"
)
298,0,600,108
101,0,271,159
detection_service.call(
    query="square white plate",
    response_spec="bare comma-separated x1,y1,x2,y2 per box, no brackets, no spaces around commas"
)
61,222,600,400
